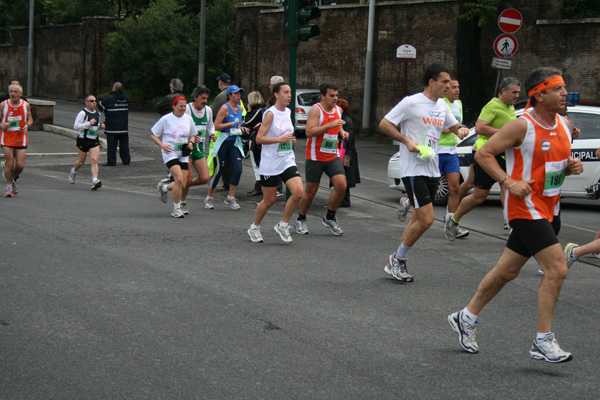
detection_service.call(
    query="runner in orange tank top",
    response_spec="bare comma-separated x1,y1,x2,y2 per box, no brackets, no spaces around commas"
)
448,68,584,363
295,83,349,236
0,83,33,198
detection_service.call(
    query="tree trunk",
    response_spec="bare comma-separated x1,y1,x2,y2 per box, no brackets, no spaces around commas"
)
456,1,489,126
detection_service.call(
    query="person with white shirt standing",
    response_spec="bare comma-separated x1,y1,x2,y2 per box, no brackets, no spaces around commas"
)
151,96,197,218
247,82,303,243
379,64,468,282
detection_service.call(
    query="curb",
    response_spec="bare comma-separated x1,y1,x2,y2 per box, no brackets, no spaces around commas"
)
43,124,108,149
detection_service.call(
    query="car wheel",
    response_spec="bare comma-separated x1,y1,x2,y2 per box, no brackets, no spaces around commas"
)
433,173,449,206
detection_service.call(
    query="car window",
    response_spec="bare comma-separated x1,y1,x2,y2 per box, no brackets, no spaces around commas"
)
458,133,478,147
568,112,600,140
297,92,320,106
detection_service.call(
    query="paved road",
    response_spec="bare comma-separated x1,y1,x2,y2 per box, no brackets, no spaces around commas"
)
1,101,599,399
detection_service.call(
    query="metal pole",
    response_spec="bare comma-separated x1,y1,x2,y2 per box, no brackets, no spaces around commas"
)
198,0,207,85
493,69,501,97
27,0,34,97
361,0,376,128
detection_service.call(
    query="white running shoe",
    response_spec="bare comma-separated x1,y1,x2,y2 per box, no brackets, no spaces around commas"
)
4,185,13,198
456,227,469,239
157,182,168,203
538,267,545,276
444,213,459,242
274,222,293,243
224,196,240,210
397,197,411,222
69,169,77,184
564,243,579,268
204,197,214,209
180,201,190,215
294,218,309,234
171,208,185,218
247,226,263,243
322,217,343,235
383,254,413,282
11,181,18,195
529,334,573,363
448,311,479,354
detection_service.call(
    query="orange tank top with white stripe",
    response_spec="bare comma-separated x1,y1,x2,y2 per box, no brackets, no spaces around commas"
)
305,103,341,162
505,112,571,222
1,99,28,147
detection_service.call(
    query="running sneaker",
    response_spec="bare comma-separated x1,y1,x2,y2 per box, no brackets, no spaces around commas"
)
247,226,263,243
224,196,240,210
274,222,293,243
204,197,214,209
91,181,102,191
538,267,545,276
397,197,411,222
592,253,600,259
69,169,77,184
529,334,573,363
444,213,459,242
294,218,309,235
456,227,469,239
4,185,13,198
171,208,185,218
157,182,168,203
180,201,190,215
277,189,284,197
503,221,510,230
322,217,343,235
383,254,413,282
448,311,479,354
11,181,18,195
564,243,579,268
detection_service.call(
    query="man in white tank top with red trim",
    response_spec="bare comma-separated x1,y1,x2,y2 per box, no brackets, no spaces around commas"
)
448,68,583,363
1,83,33,198
295,83,349,236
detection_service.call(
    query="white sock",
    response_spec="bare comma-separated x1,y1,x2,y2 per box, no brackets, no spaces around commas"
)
227,195,235,200
279,221,289,228
92,177,98,184
536,332,552,341
395,243,411,259
461,308,478,325
174,202,181,209
205,196,213,200
251,224,260,230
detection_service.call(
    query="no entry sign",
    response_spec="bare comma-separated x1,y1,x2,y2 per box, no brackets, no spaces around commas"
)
498,9,523,33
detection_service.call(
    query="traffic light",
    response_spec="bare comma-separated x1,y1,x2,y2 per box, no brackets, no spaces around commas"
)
297,0,320,42
283,0,320,42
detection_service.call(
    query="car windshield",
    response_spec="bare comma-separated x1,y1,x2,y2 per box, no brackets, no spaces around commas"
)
297,92,320,106
569,111,600,139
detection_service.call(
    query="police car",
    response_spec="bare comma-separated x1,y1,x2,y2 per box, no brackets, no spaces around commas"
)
387,105,600,205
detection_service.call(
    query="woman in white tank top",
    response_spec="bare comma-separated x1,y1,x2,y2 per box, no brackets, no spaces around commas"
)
246,82,305,243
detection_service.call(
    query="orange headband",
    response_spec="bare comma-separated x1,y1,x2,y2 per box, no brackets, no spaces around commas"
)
527,76,565,98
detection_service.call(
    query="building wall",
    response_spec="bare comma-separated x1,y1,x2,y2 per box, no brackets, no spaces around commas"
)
235,0,600,129
0,16,116,101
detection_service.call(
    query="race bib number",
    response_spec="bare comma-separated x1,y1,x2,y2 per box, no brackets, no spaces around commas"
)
543,159,567,197
174,141,188,152
196,126,206,142
320,133,338,154
7,116,21,131
278,140,293,156
229,128,242,136
86,126,98,138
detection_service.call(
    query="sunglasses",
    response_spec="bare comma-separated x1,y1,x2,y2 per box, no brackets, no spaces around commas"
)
87,99,97,103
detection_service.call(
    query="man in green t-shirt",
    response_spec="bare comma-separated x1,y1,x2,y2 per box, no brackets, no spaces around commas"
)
445,77,521,241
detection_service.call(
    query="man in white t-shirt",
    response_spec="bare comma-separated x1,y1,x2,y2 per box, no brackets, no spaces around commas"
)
379,63,469,282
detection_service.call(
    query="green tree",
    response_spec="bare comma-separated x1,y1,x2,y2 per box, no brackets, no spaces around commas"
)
563,0,600,18
104,0,243,100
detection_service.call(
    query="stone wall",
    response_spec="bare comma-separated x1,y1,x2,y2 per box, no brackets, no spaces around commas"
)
0,16,117,101
235,0,600,129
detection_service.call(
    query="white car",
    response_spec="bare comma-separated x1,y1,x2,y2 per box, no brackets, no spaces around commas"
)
387,105,600,205
294,89,320,136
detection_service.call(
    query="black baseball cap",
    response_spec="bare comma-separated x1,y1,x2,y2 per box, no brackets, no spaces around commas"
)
216,73,232,83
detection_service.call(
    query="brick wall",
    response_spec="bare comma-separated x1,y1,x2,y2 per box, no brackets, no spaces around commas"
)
0,17,116,101
235,0,600,129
